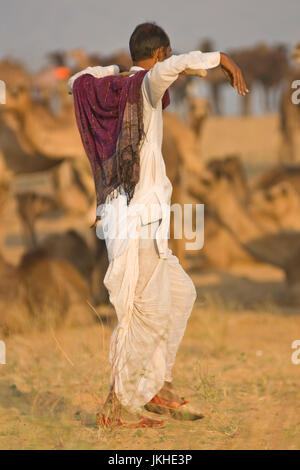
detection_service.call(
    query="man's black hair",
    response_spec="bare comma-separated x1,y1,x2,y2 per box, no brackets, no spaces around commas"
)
129,22,170,62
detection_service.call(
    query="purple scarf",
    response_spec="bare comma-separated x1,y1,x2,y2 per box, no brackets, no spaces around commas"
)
72,69,170,226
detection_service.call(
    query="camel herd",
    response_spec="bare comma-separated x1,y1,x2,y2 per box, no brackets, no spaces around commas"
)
0,43,300,335
189,156,300,302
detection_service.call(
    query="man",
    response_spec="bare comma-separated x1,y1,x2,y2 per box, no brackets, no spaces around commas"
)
68,22,248,428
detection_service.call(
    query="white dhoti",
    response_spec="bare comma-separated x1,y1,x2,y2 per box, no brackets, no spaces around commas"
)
98,198,197,413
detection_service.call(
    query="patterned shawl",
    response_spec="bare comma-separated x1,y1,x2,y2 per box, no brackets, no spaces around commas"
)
72,69,170,226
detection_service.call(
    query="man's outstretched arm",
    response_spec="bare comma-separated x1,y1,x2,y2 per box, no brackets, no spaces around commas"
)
67,65,120,94
219,53,249,96
144,51,248,107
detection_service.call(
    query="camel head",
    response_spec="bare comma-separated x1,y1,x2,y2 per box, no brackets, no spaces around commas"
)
292,43,300,65
187,96,211,116
206,155,249,203
15,192,60,250
187,96,212,137
16,192,59,221
192,161,238,208
66,48,90,70
2,82,31,116
251,181,300,225
0,59,31,116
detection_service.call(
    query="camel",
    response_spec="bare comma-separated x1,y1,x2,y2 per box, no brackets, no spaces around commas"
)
200,42,289,115
162,110,207,266
93,50,132,71
0,59,94,214
39,229,109,305
163,114,254,269
48,48,132,75
254,164,300,197
191,156,300,233
52,159,94,215
277,42,300,163
193,208,255,269
249,181,300,232
0,60,63,174
191,162,300,303
279,60,300,163
187,96,212,138
14,189,109,304
280,86,300,162
0,248,94,336
252,163,300,232
3,68,83,160
206,155,250,203
187,155,255,268
31,64,72,119
15,191,59,249
0,178,10,216
186,156,300,269
163,111,205,175
39,230,94,280
66,48,91,70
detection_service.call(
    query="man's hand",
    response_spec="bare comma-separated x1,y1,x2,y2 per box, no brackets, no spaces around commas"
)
220,52,249,96
116,63,128,73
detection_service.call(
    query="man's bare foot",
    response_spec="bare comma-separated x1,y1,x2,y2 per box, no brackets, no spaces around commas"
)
96,387,123,428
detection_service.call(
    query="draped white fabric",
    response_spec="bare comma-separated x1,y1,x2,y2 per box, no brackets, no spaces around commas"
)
102,220,196,413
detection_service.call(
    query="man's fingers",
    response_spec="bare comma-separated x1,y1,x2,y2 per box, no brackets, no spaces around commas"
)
232,71,238,89
237,70,242,94
222,63,249,95
221,55,249,95
236,72,240,94
225,69,234,87
240,73,249,95
237,70,247,96
227,70,234,87
238,71,243,95
239,72,245,95
221,65,233,87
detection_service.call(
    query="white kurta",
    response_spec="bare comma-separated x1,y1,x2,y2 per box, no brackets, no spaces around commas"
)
68,50,220,413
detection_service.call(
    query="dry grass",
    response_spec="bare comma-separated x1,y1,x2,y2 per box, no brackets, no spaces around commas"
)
1,265,300,450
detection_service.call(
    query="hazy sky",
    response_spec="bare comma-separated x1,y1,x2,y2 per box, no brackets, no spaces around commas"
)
1,0,300,71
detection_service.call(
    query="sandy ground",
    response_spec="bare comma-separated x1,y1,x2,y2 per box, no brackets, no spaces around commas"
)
0,262,300,450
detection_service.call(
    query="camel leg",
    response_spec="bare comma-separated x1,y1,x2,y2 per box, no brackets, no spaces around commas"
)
211,82,222,115
170,183,186,269
91,233,109,305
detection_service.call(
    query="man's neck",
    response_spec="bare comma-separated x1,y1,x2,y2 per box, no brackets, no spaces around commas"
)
133,58,156,70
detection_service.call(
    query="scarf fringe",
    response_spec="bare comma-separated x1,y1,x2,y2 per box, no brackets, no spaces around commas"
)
89,184,127,229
